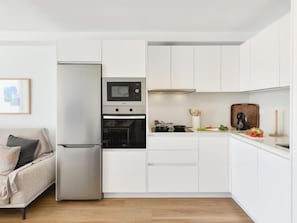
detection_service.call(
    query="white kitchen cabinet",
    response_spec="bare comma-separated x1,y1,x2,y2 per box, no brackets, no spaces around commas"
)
230,138,258,220
258,150,291,223
147,135,198,193
147,46,171,89
171,46,194,89
148,165,198,192
250,20,279,90
239,41,251,91
195,46,221,92
198,134,229,192
56,40,101,62
102,40,146,77
221,46,240,92
147,46,194,90
279,13,291,87
102,150,146,193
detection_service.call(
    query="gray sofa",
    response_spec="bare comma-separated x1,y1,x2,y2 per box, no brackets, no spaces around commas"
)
0,128,55,219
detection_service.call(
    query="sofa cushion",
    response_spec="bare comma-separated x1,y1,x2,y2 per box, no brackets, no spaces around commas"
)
6,135,39,169
0,128,53,158
0,145,21,175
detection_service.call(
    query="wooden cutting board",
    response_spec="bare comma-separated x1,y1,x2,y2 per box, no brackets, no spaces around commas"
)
231,104,260,129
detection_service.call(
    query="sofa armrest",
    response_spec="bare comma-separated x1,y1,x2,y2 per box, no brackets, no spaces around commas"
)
9,154,55,205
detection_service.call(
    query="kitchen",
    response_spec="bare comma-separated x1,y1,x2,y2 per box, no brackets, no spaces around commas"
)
0,0,296,222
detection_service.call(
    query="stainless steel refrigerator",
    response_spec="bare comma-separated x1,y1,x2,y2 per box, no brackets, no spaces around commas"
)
56,63,102,201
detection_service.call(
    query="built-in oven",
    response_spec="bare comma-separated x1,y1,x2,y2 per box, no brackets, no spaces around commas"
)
102,78,146,114
102,115,146,149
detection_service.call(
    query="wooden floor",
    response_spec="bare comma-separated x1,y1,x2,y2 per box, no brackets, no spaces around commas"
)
0,188,253,223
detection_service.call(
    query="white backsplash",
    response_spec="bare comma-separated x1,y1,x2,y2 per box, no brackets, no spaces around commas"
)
248,88,290,136
148,88,290,136
148,92,249,129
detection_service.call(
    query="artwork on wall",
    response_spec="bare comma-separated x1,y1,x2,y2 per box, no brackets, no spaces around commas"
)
0,78,31,114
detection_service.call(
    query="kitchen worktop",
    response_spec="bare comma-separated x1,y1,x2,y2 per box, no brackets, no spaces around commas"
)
148,129,290,159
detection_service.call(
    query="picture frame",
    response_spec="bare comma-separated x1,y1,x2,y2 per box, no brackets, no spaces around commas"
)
0,78,31,114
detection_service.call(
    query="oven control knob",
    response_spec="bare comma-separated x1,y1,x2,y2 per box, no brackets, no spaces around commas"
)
135,88,140,94
115,108,119,112
129,108,133,112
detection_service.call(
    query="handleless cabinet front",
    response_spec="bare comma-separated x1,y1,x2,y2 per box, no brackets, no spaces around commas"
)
147,135,198,193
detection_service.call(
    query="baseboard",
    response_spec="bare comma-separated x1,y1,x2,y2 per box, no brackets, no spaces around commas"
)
103,192,231,198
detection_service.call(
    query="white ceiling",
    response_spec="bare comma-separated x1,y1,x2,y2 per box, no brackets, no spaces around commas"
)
0,0,290,32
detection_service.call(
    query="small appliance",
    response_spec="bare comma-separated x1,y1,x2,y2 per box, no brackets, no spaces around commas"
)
236,112,248,130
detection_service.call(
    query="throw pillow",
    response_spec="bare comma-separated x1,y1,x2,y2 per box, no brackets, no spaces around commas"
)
0,145,21,175
6,135,39,169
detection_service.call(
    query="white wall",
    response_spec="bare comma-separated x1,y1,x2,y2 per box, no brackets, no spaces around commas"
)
148,92,249,129
0,45,57,145
249,88,290,136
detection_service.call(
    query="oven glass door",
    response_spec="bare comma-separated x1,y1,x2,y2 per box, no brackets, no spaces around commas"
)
102,115,146,148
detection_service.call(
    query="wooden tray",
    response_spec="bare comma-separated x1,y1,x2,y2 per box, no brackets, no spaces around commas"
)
231,104,260,129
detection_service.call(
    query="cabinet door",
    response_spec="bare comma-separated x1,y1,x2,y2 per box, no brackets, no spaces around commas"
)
230,138,258,220
195,46,221,92
250,21,279,90
279,13,291,87
258,150,291,223
148,165,198,192
147,46,171,89
199,134,229,192
102,150,146,193
102,40,146,77
239,41,251,91
57,40,101,62
171,46,194,89
221,46,240,92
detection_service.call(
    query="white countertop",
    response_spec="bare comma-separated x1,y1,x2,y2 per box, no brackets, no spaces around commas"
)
148,129,290,159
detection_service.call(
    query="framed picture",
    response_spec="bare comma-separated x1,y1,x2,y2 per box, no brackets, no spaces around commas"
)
0,78,31,114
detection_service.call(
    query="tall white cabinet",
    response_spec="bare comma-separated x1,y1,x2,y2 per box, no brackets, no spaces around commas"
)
102,40,146,78
56,40,102,62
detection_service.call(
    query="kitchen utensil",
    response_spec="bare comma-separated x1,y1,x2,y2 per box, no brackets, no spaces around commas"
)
269,109,284,137
173,125,186,132
231,104,259,129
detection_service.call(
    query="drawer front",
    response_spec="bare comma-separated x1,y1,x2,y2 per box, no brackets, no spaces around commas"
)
148,150,198,164
148,136,198,150
148,165,198,192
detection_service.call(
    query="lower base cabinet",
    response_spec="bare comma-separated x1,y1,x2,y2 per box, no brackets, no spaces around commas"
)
102,150,146,193
148,165,198,192
258,149,291,223
230,137,291,223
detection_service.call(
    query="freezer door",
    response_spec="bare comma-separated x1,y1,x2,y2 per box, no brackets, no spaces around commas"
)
57,64,101,145
56,145,102,200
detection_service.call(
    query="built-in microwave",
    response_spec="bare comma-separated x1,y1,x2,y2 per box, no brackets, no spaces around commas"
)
102,78,146,114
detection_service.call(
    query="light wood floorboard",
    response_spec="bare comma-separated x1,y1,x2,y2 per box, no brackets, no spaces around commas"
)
0,188,253,223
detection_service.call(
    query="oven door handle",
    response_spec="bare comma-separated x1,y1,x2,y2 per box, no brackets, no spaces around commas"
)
103,115,146,119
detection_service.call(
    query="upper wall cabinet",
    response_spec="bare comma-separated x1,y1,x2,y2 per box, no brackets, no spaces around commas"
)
240,12,290,91
195,45,240,92
279,13,291,87
56,40,102,63
171,46,195,89
147,46,171,89
250,20,279,90
221,46,240,92
239,41,251,91
147,46,194,90
195,46,221,92
102,40,146,78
